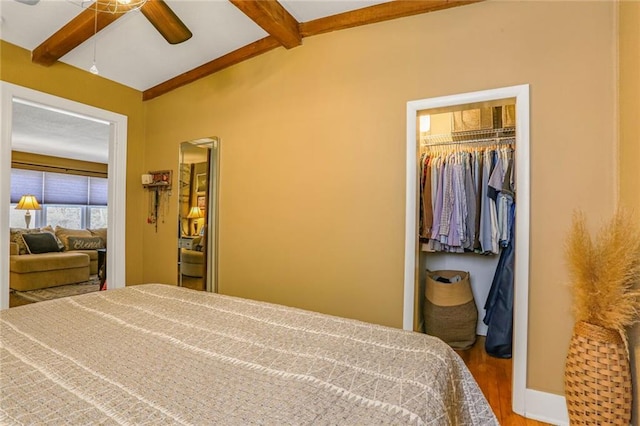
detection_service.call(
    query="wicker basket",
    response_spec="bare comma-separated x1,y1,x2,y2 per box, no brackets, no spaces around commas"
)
423,270,477,350
564,321,632,425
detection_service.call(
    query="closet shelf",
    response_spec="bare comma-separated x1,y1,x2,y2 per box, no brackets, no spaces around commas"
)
422,127,515,146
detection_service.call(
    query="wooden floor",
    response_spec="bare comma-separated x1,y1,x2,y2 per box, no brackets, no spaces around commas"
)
458,336,550,425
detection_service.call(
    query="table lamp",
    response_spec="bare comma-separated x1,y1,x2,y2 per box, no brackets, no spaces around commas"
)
15,194,41,229
186,206,204,235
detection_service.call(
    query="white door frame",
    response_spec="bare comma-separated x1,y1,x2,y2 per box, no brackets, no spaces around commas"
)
404,85,534,417
0,82,127,309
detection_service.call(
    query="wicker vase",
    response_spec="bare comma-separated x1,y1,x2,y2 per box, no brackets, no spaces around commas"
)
564,321,632,425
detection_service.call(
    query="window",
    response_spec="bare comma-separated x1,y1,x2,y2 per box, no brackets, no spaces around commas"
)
89,206,108,229
43,206,83,229
10,169,107,230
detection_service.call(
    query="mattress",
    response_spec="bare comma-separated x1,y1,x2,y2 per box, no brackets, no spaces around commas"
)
0,284,498,425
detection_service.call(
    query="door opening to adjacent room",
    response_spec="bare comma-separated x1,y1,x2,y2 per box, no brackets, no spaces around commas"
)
0,82,128,310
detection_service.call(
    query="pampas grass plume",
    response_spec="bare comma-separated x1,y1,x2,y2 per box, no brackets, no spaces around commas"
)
566,208,640,338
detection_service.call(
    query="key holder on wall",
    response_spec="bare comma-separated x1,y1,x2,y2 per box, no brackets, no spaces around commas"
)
142,170,172,232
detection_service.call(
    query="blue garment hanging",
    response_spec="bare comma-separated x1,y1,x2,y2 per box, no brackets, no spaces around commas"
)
483,202,516,358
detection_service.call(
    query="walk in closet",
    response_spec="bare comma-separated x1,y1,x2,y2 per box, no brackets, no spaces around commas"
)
405,85,531,414
415,100,517,355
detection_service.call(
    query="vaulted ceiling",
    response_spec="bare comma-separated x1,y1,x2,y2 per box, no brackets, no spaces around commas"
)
0,0,479,101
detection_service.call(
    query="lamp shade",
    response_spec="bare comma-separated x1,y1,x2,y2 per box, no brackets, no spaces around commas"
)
15,195,41,211
186,206,203,219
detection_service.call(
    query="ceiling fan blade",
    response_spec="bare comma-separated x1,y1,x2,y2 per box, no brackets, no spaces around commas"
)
141,0,192,45
14,0,39,5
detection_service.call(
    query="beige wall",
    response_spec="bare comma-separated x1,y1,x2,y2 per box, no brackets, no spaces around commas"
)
0,41,146,285
143,1,617,396
619,1,640,422
620,3,640,211
0,0,625,405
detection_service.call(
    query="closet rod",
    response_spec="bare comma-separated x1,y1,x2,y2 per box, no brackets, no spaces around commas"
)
422,136,515,148
422,126,515,144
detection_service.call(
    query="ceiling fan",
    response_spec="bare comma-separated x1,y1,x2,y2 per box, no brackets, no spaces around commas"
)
15,0,192,66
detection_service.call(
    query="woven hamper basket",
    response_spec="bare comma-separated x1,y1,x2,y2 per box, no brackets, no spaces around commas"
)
564,321,632,425
423,270,477,350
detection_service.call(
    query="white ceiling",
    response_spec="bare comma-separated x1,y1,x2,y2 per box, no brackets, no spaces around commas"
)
1,0,397,163
12,99,111,163
0,0,392,91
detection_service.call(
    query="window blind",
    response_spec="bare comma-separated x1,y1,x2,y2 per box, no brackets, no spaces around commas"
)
89,177,108,205
10,169,43,203
10,169,107,206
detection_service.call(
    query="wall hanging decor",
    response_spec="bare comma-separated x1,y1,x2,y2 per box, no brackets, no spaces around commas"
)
143,170,172,232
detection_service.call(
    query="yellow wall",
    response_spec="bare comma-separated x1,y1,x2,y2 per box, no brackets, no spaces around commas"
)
144,1,617,396
0,0,624,402
620,3,640,212
619,1,640,422
0,40,146,285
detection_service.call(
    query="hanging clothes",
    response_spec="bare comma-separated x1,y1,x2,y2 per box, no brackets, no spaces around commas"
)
419,126,517,358
419,144,514,254
419,153,433,239
483,202,516,358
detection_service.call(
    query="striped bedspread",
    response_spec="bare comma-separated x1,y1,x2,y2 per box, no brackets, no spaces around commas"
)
1,284,497,425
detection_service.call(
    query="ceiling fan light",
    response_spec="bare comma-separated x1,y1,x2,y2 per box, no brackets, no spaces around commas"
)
73,0,147,13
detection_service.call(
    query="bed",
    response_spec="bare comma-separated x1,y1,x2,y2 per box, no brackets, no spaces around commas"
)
0,284,498,425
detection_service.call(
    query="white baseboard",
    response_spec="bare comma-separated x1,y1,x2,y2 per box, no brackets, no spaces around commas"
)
522,389,569,425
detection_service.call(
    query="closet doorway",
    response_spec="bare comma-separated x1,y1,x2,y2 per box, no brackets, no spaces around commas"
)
404,85,530,416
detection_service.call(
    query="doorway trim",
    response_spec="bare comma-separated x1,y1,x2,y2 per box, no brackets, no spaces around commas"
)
1,82,127,309
404,84,533,416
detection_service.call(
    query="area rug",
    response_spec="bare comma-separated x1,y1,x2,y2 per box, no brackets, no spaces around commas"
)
12,277,100,303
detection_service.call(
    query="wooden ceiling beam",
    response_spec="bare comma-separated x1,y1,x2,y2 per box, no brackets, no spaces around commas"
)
143,36,281,101
228,0,301,49
144,0,483,100
300,0,482,37
32,2,133,67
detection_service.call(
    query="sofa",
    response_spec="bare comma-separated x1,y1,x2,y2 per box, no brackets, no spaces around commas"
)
9,226,107,292
181,235,205,278
181,249,204,277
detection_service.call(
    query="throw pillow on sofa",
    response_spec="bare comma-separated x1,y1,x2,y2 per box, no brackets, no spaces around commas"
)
21,232,63,254
66,236,105,250
54,226,93,251
10,227,41,255
88,228,107,247
41,225,65,251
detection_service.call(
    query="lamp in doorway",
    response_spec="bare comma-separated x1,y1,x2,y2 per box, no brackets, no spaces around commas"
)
186,206,204,236
15,195,41,229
